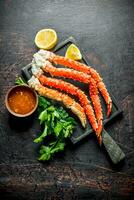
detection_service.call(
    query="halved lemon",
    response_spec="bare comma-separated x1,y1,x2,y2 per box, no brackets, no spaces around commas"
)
65,44,82,60
34,29,58,50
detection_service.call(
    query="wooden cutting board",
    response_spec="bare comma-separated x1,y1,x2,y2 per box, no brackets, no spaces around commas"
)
22,36,125,164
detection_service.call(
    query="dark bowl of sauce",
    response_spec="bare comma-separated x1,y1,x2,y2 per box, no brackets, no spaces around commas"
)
5,85,38,117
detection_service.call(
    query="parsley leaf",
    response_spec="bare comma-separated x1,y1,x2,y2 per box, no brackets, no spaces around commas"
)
15,77,77,162
35,96,77,161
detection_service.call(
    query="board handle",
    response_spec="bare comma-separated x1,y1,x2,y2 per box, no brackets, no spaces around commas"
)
71,129,125,164
102,129,125,164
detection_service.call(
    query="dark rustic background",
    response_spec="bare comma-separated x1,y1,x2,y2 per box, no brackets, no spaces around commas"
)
0,0,134,199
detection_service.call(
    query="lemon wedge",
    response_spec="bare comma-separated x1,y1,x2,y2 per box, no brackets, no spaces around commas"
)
65,44,82,60
34,29,58,50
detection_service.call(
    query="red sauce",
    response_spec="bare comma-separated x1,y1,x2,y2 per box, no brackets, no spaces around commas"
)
8,87,36,115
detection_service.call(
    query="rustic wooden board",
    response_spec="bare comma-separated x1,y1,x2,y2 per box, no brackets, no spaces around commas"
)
0,0,134,199
22,37,125,164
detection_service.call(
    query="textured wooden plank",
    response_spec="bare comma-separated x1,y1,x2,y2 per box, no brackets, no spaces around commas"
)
0,163,134,199
0,0,134,199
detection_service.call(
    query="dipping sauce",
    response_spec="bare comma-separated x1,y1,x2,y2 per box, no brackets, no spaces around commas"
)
7,86,37,115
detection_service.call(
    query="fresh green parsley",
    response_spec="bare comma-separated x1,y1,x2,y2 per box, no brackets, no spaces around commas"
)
15,77,77,161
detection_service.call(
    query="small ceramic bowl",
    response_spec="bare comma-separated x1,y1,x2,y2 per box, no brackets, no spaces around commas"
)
5,85,38,117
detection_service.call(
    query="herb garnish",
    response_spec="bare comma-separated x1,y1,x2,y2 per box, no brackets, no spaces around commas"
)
35,96,76,161
15,77,77,161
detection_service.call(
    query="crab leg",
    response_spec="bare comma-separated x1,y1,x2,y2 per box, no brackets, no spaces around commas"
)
35,50,112,117
89,78,103,143
38,74,102,143
28,76,86,128
42,61,90,83
31,65,102,143
53,56,112,117
40,61,102,136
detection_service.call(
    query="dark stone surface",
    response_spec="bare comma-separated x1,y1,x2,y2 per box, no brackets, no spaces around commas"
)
0,0,134,199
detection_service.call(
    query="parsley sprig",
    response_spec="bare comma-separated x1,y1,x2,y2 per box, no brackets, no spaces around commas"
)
35,96,76,161
15,77,77,161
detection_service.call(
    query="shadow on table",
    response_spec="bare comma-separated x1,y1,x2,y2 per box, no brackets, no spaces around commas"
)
8,113,35,132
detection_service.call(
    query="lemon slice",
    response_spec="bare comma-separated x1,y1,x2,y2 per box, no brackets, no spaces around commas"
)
34,29,58,50
65,44,82,60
